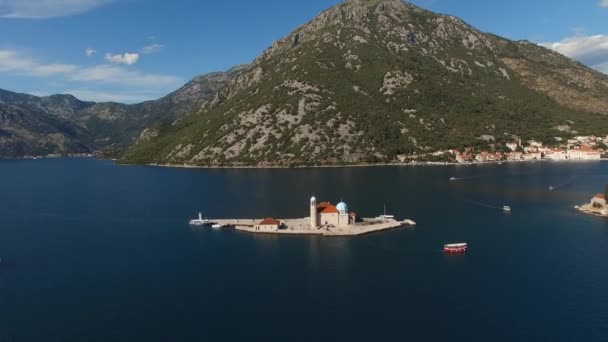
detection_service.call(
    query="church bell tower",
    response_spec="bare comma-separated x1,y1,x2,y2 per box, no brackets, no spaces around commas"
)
310,196,318,228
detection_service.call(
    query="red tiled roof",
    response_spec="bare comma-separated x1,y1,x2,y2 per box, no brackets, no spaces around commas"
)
259,218,280,225
316,202,339,214
594,194,605,199
319,206,339,214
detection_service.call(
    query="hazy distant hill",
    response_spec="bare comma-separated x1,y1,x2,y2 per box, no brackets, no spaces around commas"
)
0,66,246,158
122,0,608,166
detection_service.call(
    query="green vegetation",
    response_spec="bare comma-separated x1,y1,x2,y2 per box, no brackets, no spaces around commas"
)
121,0,608,167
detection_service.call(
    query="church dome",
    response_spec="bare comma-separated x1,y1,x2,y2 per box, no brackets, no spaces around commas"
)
336,201,348,213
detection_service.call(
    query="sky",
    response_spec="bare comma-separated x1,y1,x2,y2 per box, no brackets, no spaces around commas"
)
0,0,606,103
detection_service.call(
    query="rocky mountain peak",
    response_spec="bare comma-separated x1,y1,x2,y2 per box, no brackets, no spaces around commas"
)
123,1,608,167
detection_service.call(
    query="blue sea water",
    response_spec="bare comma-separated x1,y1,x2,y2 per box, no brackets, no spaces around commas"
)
1,158,607,341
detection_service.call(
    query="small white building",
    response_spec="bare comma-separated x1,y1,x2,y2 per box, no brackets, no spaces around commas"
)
544,148,567,161
522,152,541,161
568,148,601,160
592,194,606,206
256,218,282,231
507,152,523,161
506,142,519,152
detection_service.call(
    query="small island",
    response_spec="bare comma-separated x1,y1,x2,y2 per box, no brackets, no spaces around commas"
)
577,185,608,217
209,197,416,237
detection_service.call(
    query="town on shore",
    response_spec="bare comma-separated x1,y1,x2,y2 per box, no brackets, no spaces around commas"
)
403,135,607,164
9,135,608,168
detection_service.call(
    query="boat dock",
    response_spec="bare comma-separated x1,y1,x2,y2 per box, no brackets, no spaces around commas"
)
208,217,413,237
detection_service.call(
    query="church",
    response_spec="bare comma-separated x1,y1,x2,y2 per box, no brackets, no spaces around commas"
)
310,196,356,228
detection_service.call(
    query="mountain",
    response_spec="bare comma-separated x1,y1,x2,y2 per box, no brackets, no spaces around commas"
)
122,0,608,167
72,65,248,155
0,66,245,158
0,90,92,157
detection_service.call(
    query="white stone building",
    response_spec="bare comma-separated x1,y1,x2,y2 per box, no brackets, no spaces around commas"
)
310,197,355,228
506,142,519,152
544,148,567,161
592,194,606,206
567,148,601,160
256,218,282,231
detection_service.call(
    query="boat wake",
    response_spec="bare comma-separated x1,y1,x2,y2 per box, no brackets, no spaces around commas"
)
461,198,511,212
449,176,483,181
549,177,577,191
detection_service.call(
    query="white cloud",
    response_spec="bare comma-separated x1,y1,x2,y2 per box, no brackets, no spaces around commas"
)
0,0,112,18
600,0,608,8
0,48,179,87
540,35,608,74
85,48,96,57
70,64,179,87
0,49,78,76
140,44,164,54
105,52,139,65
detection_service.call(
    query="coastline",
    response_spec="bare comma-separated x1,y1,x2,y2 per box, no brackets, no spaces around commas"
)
123,158,606,170
210,218,411,237
3,155,606,170
576,205,608,218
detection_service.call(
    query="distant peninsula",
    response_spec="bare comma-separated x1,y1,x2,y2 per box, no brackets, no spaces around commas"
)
577,186,608,217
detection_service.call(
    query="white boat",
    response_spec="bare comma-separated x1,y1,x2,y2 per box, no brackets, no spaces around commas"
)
503,206,512,212
211,223,225,229
449,177,457,181
189,212,211,226
377,205,396,221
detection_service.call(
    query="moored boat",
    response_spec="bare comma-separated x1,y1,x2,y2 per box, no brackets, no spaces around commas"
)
503,206,512,212
189,212,211,226
377,204,396,221
444,243,468,254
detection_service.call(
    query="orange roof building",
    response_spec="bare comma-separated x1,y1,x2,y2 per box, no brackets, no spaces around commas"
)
259,218,280,226
310,196,353,228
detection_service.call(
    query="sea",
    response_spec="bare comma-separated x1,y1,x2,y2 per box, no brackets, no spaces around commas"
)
1,157,607,341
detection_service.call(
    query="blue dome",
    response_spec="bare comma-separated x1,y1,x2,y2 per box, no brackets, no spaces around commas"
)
337,202,348,213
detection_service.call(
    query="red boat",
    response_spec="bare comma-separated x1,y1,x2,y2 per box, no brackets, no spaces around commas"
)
444,243,468,254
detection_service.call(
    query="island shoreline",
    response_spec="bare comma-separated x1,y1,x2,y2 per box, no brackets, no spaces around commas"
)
119,159,607,170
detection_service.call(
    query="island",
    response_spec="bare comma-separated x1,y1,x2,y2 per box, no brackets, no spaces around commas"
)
208,197,416,237
576,185,608,217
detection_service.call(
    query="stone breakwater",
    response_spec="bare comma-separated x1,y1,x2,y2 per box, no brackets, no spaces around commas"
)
576,204,608,218
211,218,413,237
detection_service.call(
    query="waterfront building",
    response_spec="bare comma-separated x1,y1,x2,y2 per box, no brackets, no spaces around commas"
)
592,194,606,206
522,152,541,161
545,148,567,161
310,197,354,228
256,218,282,231
507,152,523,161
475,151,502,162
567,148,601,160
506,142,519,152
